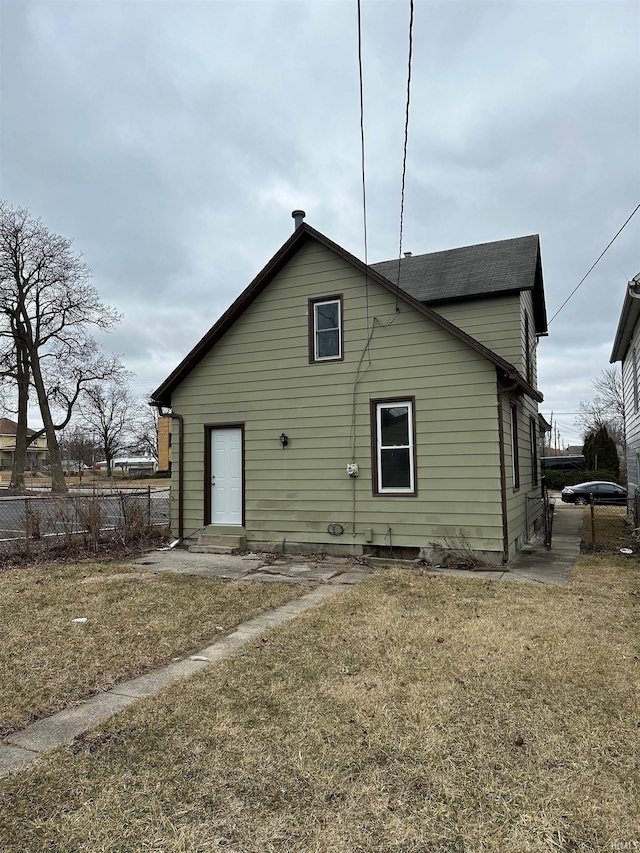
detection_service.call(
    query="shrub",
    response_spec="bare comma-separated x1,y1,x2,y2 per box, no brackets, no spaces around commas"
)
543,469,620,491
582,425,620,480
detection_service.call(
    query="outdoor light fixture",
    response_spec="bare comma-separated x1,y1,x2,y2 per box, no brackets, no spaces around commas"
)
280,432,289,449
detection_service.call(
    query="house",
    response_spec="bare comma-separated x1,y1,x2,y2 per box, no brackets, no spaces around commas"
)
610,272,640,506
157,415,172,473
93,456,158,475
151,213,548,564
0,417,48,472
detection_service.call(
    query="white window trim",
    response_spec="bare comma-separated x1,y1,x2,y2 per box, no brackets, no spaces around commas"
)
313,298,342,361
375,400,415,494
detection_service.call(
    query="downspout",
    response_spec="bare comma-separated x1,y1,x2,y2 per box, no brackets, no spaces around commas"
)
170,412,185,540
496,370,520,564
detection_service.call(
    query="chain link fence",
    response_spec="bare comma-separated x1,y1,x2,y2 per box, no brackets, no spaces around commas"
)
581,499,632,552
0,487,170,554
525,492,546,541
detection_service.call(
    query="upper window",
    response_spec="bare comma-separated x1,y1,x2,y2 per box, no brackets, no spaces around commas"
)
309,296,343,362
372,399,417,495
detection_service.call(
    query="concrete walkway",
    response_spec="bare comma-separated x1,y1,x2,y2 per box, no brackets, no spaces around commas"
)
0,505,582,778
0,584,347,778
430,503,583,586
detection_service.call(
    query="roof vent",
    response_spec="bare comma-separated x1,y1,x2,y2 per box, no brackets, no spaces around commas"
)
292,210,306,230
404,252,412,258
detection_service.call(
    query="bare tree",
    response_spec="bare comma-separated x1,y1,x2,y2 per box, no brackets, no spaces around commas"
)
0,201,121,493
80,381,138,476
0,336,31,490
593,366,624,419
129,397,159,462
576,366,625,449
58,424,98,482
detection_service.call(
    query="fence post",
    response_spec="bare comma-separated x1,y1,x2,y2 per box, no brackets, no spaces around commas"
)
24,496,30,553
590,493,595,550
147,485,152,529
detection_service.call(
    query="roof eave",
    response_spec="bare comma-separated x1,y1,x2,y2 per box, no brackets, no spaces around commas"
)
610,290,639,363
532,239,548,335
152,223,545,407
151,224,315,405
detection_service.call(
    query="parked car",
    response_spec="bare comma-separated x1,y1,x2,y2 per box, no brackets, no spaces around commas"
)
561,481,627,506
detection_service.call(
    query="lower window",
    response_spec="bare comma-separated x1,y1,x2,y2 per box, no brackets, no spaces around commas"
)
372,399,417,495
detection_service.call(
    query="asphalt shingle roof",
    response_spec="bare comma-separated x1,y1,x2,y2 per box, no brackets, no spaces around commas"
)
0,417,36,437
152,225,546,405
371,234,547,333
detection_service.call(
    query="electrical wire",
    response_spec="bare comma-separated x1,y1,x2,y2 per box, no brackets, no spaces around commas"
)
548,203,640,324
356,0,371,363
351,0,371,539
395,0,415,310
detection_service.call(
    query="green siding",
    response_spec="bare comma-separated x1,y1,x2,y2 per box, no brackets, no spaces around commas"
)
433,295,523,367
502,390,542,557
171,239,527,558
520,290,538,387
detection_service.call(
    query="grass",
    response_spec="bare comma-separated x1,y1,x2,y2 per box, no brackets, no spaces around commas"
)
0,560,302,736
1,472,170,490
580,504,633,552
1,555,639,851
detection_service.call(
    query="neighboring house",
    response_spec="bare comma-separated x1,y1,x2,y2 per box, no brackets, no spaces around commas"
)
151,214,548,564
610,272,640,504
94,456,158,475
0,417,48,472
157,415,172,473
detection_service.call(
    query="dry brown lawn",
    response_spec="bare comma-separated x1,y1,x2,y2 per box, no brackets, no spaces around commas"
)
580,504,633,552
1,554,639,852
0,560,301,736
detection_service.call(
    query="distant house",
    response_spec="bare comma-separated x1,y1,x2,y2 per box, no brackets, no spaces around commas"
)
157,415,172,473
0,417,48,472
610,272,640,503
94,456,158,475
151,215,548,564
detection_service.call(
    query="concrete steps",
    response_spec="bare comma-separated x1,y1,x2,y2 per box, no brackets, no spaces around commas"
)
188,532,246,554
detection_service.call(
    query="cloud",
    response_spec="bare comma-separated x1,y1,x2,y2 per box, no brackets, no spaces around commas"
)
1,0,638,447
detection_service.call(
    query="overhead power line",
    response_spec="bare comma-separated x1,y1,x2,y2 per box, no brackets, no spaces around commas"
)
548,202,640,324
395,0,415,308
356,0,368,269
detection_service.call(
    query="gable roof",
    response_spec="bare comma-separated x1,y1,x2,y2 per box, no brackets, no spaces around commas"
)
0,417,37,437
151,223,543,407
610,274,640,363
371,234,547,334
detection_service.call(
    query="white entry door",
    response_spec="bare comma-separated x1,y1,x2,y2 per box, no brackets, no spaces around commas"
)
210,427,242,525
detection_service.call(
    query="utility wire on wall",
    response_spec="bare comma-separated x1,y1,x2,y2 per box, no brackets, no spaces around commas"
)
349,0,416,538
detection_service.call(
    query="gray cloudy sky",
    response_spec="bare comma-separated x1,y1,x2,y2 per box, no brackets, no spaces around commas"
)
1,0,639,446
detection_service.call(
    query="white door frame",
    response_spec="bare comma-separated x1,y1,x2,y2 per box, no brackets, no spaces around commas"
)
206,425,243,526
